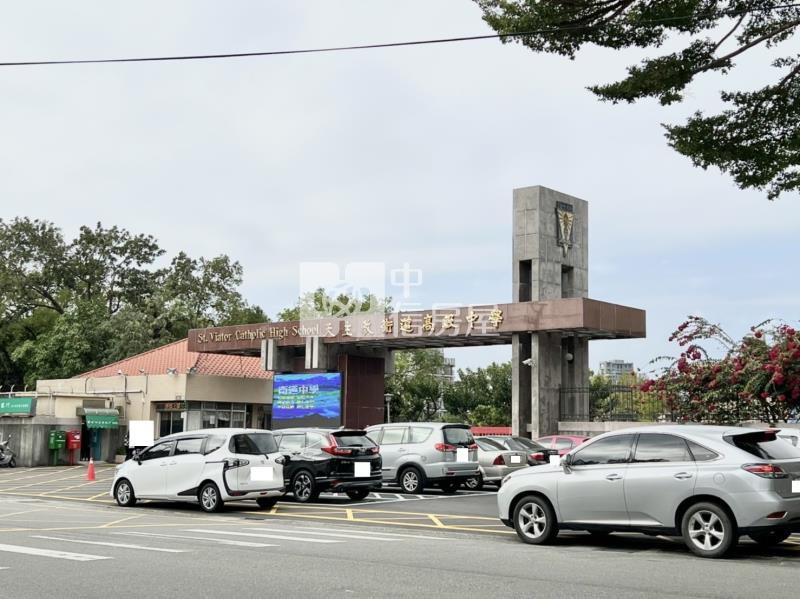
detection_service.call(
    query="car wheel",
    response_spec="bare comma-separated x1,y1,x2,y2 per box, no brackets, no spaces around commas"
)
345,489,370,501
513,494,558,545
464,474,483,491
681,502,736,558
398,466,425,494
114,479,137,507
292,471,318,503
8,457,15,468
199,482,223,513
440,481,460,494
256,497,278,509
749,529,792,546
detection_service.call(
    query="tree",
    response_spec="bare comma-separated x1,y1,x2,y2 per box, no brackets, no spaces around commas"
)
475,1,800,199
642,316,800,423
385,350,449,421
277,287,391,322
444,362,512,426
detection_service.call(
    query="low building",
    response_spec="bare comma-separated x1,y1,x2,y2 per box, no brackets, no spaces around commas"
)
0,339,273,466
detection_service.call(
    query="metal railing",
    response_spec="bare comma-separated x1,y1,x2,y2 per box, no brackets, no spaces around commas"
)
559,386,679,423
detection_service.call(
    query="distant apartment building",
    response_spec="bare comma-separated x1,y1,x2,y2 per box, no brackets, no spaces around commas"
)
599,359,635,383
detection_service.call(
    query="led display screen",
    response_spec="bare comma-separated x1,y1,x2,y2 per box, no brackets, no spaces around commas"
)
272,372,342,429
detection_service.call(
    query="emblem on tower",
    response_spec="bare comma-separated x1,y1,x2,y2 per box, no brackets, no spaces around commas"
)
556,201,575,256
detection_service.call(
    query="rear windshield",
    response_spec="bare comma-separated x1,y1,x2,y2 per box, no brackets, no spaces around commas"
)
726,431,800,460
476,438,505,451
333,432,376,448
443,427,474,446
506,437,544,451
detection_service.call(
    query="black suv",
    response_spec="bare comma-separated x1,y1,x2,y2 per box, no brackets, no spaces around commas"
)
274,428,383,502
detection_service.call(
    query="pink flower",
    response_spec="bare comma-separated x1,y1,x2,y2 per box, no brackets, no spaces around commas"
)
755,330,763,339
773,373,786,386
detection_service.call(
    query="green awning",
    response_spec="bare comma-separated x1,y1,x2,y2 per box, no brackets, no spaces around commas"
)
79,408,120,429
0,396,36,417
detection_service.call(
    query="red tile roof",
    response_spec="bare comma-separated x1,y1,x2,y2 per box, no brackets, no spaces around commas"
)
76,339,273,380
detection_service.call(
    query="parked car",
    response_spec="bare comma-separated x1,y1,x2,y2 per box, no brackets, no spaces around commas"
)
111,428,286,513
481,435,558,465
497,425,800,558
464,437,529,490
273,428,382,503
535,435,590,456
365,423,480,494
777,429,800,448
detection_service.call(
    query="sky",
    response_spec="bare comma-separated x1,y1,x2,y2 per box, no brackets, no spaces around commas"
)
1,1,798,376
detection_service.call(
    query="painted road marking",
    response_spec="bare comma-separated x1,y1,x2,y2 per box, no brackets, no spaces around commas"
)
242,527,403,541
115,531,276,548
0,543,111,562
187,529,342,544
303,526,450,541
30,535,188,553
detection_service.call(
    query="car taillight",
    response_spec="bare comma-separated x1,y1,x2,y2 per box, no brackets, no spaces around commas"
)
224,458,250,468
321,434,354,457
468,443,477,450
531,452,545,461
742,463,789,478
434,443,456,452
492,455,504,466
368,446,380,454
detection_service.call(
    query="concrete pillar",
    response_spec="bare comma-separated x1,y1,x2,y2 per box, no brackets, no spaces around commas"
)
511,186,589,437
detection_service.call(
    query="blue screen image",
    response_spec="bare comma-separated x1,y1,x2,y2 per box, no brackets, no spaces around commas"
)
272,372,342,429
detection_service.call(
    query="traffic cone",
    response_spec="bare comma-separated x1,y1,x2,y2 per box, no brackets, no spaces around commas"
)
87,457,96,481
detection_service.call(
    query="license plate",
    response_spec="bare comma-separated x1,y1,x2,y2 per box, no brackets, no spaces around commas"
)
510,455,521,464
250,466,274,481
549,455,560,465
354,462,370,478
456,448,469,462
792,480,800,493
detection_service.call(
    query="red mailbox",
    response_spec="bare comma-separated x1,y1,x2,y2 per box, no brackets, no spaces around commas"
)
66,430,81,465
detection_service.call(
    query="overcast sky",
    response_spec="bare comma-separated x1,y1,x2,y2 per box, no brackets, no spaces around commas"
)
2,1,798,375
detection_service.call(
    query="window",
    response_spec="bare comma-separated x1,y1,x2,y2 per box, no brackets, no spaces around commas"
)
278,434,305,451
687,440,719,461
442,427,474,446
174,438,204,456
159,412,184,438
203,435,226,455
476,438,505,451
306,432,328,449
140,441,174,461
633,434,692,463
505,437,545,452
239,433,278,455
407,427,433,444
571,435,634,466
380,428,407,445
333,432,376,448
726,431,800,460
554,437,574,450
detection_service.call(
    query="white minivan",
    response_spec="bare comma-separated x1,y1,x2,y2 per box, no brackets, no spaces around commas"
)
110,428,286,512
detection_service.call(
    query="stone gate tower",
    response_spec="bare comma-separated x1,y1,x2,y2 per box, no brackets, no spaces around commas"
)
511,186,590,437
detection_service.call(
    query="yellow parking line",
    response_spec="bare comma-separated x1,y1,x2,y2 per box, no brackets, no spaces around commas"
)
428,515,446,528
0,507,49,519
101,515,144,528
87,492,111,500
346,509,354,521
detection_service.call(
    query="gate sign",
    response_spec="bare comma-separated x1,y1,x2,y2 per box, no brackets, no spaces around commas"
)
0,396,36,417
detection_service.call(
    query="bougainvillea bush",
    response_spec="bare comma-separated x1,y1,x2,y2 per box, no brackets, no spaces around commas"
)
641,317,800,425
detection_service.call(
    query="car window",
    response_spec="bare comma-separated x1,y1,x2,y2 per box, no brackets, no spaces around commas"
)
687,440,719,461
476,438,505,451
571,434,635,466
278,434,305,451
380,428,407,445
230,433,278,455
633,434,692,463
306,432,328,449
174,438,204,456
506,437,545,451
778,434,798,447
443,427,475,446
726,431,800,460
333,432,377,448
408,427,433,444
535,436,554,447
554,437,574,450
140,441,174,461
204,435,226,455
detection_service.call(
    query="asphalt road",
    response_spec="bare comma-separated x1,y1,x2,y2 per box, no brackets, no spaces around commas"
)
1,492,799,599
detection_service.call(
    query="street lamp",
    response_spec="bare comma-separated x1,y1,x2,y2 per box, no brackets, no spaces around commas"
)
384,393,393,423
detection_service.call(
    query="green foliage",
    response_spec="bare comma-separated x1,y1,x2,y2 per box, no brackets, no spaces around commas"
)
474,0,800,198
0,218,266,387
444,362,512,426
277,287,391,322
385,350,448,422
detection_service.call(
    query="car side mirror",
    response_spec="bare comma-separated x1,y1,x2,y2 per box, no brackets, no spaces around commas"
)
561,454,572,472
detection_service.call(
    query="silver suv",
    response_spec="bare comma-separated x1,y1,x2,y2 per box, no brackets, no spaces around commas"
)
497,425,800,558
365,423,480,494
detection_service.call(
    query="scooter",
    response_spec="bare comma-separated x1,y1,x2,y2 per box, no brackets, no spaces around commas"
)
0,434,17,468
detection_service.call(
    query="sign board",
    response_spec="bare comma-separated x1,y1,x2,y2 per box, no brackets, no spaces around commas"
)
128,420,155,447
0,396,36,417
272,373,342,429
